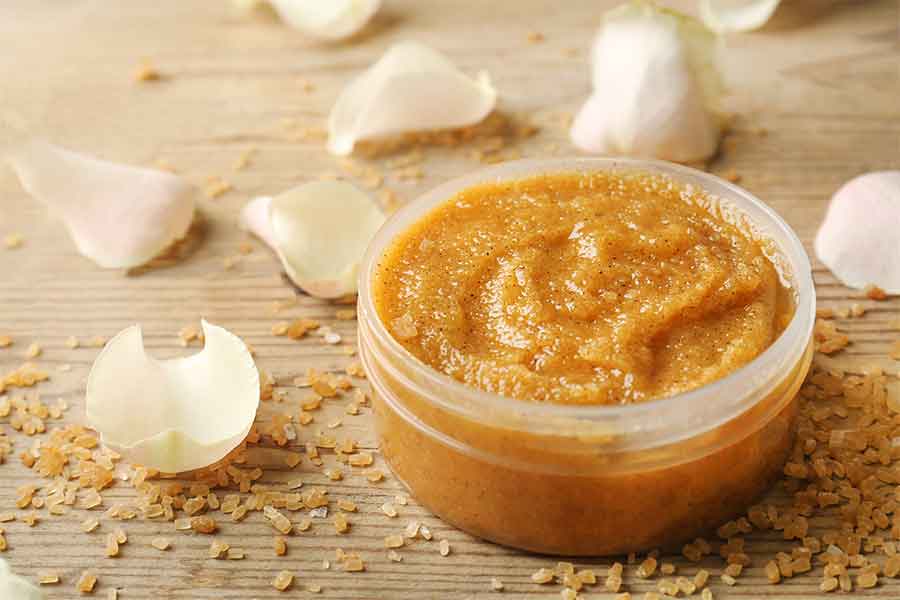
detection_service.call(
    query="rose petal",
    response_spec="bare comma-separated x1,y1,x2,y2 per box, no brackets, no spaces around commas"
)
7,140,194,268
239,195,277,249
699,0,782,33
242,181,384,298
0,559,43,600
571,2,722,163
814,171,900,293
327,41,497,156
86,320,260,473
268,0,381,39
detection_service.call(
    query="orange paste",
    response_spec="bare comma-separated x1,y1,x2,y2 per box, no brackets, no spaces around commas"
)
374,172,793,405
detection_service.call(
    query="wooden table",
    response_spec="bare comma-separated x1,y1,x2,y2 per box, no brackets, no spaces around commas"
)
1,0,898,598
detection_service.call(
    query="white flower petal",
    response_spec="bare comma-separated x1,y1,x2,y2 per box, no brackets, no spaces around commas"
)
699,0,782,33
239,195,277,249
571,2,722,163
269,181,384,298
0,560,43,600
86,320,260,473
814,171,900,293
7,141,194,269
243,181,385,298
327,41,497,156
268,0,381,40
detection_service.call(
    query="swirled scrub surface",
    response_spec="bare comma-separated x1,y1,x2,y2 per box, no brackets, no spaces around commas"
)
374,172,794,405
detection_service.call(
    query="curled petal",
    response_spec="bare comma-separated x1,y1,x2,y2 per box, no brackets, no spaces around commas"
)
699,0,782,33
0,559,43,600
327,41,497,156
242,181,384,298
240,195,277,249
7,141,194,268
814,171,900,293
86,320,260,473
268,0,381,40
571,1,722,163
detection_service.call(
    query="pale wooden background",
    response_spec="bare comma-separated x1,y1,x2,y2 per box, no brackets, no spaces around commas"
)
0,0,898,598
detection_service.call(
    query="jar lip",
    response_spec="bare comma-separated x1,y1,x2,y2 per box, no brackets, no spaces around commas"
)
358,157,815,443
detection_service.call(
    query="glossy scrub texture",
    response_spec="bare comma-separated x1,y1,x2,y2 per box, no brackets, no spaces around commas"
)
374,172,794,405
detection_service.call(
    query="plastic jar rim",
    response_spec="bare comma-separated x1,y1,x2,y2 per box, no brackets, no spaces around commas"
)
358,157,815,447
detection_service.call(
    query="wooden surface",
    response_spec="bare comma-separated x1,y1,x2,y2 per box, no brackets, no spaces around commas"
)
1,0,899,598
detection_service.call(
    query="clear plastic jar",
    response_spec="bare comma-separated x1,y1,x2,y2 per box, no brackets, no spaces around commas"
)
358,158,815,556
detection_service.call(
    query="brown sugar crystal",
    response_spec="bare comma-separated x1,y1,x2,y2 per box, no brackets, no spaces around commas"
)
151,537,170,550
274,536,288,556
190,516,217,534
133,59,160,82
209,540,230,559
864,284,888,300
531,568,554,584
814,318,850,354
637,557,658,578
342,555,365,572
264,506,293,534
334,513,350,534
287,319,319,340
76,570,98,593
273,570,293,591
105,533,120,557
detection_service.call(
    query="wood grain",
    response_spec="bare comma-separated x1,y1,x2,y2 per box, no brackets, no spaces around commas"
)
1,0,898,598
